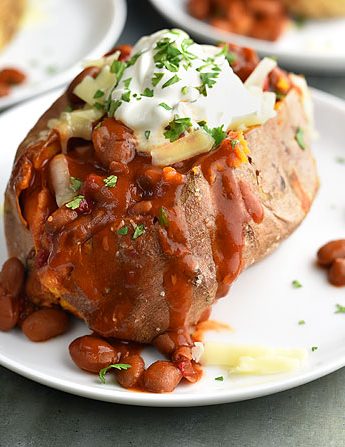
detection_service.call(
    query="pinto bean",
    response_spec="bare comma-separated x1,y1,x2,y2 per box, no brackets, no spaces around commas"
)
317,240,345,267
92,118,136,168
69,335,119,373
45,207,79,234
67,66,101,104
22,309,69,342
115,354,145,389
153,333,176,356
0,258,25,297
0,68,26,85
143,361,182,393
328,259,345,287
0,82,10,97
0,294,20,331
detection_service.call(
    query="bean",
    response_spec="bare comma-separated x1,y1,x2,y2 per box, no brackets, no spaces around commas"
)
143,361,182,393
187,0,210,20
115,354,145,389
0,68,26,85
0,82,10,97
153,333,176,356
69,335,119,373
129,201,153,215
22,309,69,342
317,240,345,267
0,294,19,331
67,66,100,104
0,258,25,297
328,259,345,287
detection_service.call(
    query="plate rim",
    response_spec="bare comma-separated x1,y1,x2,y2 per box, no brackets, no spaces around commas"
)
148,0,345,72
0,0,127,110
1,88,345,407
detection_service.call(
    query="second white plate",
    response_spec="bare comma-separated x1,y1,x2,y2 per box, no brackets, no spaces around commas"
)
0,0,127,109
1,88,345,406
149,0,345,74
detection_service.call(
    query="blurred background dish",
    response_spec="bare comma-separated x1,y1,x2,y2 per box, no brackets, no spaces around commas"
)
0,0,127,109
149,0,345,73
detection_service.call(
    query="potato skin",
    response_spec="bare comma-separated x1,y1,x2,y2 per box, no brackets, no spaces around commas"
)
4,89,319,343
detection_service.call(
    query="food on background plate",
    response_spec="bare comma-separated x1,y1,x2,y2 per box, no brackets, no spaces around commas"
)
0,67,26,97
284,0,345,18
188,0,289,41
0,0,26,50
1,29,318,392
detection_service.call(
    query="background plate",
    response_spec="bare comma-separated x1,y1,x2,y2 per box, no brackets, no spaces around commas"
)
149,0,345,74
0,0,127,109
0,89,345,407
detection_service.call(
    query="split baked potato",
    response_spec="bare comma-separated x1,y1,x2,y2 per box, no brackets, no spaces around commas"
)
4,33,318,349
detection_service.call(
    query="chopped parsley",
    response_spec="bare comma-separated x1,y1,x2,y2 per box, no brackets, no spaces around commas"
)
142,88,154,97
110,60,126,81
107,99,122,116
126,51,143,67
154,37,182,72
199,123,227,147
231,139,240,149
311,346,318,352
162,75,180,89
335,304,345,314
94,102,104,111
295,127,306,150
292,280,302,289
66,195,85,210
69,177,82,192
336,157,345,164
132,224,145,240
298,320,306,325
164,116,192,142
217,45,237,65
152,72,164,87
123,77,132,89
103,175,118,188
197,72,219,97
181,86,188,95
158,206,169,227
117,226,128,235
121,91,131,102
144,130,151,140
159,102,173,111
93,89,104,99
215,376,224,381
99,364,131,384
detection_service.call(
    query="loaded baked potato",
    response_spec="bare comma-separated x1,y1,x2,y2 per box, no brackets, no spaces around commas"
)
1,30,318,392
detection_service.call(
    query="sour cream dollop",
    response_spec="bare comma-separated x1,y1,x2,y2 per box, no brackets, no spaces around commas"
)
108,29,276,152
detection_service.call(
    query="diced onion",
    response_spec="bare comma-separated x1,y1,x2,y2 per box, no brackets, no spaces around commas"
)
244,57,277,89
49,154,75,207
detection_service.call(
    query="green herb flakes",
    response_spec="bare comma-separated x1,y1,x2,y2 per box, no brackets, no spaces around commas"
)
117,226,128,236
152,72,164,87
99,364,131,384
121,91,131,102
123,78,132,89
103,175,118,188
215,376,224,381
164,116,192,142
159,102,173,111
66,195,84,210
70,177,82,192
295,127,306,150
158,206,169,227
110,60,126,82
298,320,306,325
199,123,227,147
93,89,104,99
292,280,302,289
142,88,154,97
162,75,180,89
144,130,151,140
132,224,145,240
311,346,318,352
335,304,345,314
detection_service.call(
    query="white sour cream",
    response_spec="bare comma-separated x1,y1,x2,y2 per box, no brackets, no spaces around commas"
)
108,29,275,153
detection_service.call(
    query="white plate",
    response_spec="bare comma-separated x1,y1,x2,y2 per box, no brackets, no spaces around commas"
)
1,89,345,407
149,0,345,74
0,0,127,110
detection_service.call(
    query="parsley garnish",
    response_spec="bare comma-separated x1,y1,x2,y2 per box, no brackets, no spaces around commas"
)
215,376,224,381
159,102,172,111
298,320,306,325
121,91,131,102
336,157,345,164
197,72,219,96
108,99,122,116
164,116,192,142
103,175,118,188
154,37,182,72
181,86,188,95
66,195,85,210
93,89,104,99
94,102,104,111
123,78,132,88
152,72,164,87
162,75,180,89
335,304,345,314
126,51,142,67
110,60,126,82
292,280,302,289
142,88,154,97
199,123,227,147
231,139,240,149
144,130,151,140
99,364,131,384
117,226,128,235
158,206,169,227
217,45,237,65
70,177,82,192
132,224,145,240
311,346,318,352
295,127,306,150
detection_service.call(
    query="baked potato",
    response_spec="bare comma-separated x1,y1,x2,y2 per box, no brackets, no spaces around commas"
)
3,31,318,352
